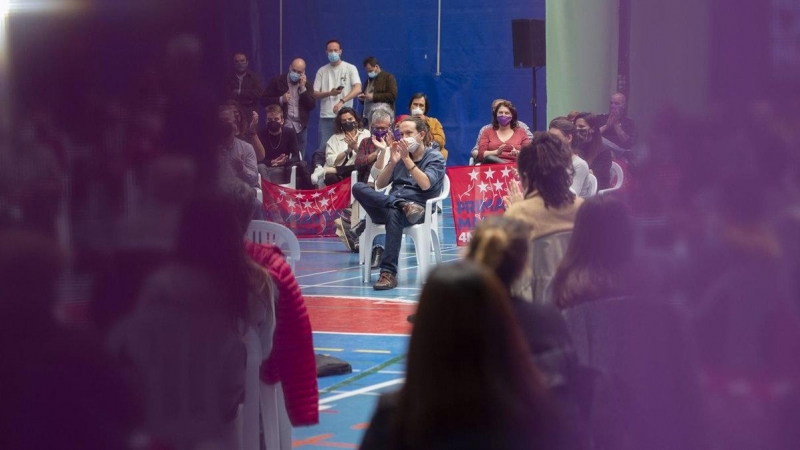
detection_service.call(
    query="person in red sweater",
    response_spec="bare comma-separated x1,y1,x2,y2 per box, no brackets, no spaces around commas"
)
477,101,531,164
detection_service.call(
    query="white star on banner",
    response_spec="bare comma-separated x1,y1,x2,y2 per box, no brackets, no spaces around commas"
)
311,191,322,198
326,188,337,196
287,199,297,209
501,167,512,178
320,198,330,207
303,200,313,209
484,168,496,180
294,193,305,200
469,169,480,181
478,181,488,193
493,180,504,191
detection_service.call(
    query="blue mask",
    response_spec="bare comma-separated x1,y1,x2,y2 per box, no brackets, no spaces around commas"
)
367,71,378,79
289,72,301,83
327,52,340,63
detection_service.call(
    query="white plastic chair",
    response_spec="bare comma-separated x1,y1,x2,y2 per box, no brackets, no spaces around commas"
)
244,221,301,272
360,175,450,284
241,288,291,450
598,161,624,195
255,174,264,203
585,173,598,197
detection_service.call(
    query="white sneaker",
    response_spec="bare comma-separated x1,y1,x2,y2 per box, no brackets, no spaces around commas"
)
310,166,324,186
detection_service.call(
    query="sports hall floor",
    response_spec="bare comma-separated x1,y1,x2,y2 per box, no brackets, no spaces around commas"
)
292,198,461,448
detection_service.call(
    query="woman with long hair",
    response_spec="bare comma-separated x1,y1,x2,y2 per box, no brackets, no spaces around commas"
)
573,112,613,190
360,260,559,450
311,106,370,187
548,118,593,197
551,195,634,309
477,100,531,164
224,101,267,163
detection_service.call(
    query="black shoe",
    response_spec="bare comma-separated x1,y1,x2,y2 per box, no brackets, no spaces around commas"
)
407,314,415,323
370,246,384,269
351,219,366,236
402,202,426,224
335,218,359,253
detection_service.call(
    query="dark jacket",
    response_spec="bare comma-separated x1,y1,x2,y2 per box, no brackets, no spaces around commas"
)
261,73,316,130
362,70,398,110
226,71,263,115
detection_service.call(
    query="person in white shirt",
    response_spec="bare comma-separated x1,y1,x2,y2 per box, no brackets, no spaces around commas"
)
311,40,362,171
311,107,370,188
548,118,593,197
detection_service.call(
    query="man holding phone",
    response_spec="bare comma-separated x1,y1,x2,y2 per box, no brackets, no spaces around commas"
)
312,40,362,173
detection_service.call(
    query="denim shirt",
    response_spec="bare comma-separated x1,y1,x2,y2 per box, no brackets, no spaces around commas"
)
388,147,446,205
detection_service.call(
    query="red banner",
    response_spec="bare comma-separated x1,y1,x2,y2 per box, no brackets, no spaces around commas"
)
261,178,351,237
446,164,520,246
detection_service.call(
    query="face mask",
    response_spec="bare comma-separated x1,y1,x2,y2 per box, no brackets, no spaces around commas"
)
373,129,388,140
267,121,281,133
575,129,589,143
497,116,512,127
342,121,357,132
288,72,301,83
235,62,247,72
411,107,423,116
328,52,340,63
367,71,378,79
404,135,420,153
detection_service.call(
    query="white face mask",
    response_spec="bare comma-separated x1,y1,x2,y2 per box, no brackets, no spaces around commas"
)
403,134,421,153
410,107,424,116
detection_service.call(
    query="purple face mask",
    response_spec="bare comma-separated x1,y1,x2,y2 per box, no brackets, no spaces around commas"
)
373,129,388,140
497,116,512,127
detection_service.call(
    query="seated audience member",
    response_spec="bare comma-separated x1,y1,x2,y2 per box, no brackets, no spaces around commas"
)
360,261,560,450
551,195,635,309
351,116,446,290
225,100,266,162
358,56,398,126
0,230,138,449
310,107,370,188
503,132,584,303
335,105,394,259
549,118,594,196
471,98,534,162
476,100,531,164
598,92,637,151
258,104,313,189
218,108,259,188
467,216,611,450
227,178,320,428
573,112,614,190
108,194,249,449
408,92,448,160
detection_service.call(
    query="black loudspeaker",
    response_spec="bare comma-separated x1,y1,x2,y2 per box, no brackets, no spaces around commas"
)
512,19,546,68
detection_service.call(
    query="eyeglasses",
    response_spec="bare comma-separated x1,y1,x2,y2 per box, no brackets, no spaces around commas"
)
372,126,389,132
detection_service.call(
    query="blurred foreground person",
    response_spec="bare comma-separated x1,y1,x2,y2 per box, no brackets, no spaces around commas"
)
360,261,560,450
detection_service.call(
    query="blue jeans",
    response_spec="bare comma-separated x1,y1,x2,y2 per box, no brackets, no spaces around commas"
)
352,182,422,276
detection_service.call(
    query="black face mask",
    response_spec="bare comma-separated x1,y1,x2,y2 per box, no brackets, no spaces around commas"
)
267,121,281,133
342,121,357,132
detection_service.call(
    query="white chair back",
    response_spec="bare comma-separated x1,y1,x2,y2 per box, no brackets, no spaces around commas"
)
585,173,598,196
245,221,301,272
279,166,297,190
598,161,624,195
255,173,264,203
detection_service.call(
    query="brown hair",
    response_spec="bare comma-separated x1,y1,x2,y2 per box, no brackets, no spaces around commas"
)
516,132,575,209
492,100,519,130
400,115,432,147
466,216,529,289
551,195,634,309
393,261,558,449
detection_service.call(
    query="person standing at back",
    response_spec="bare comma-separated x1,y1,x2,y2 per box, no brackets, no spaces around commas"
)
358,56,397,127
311,40,362,171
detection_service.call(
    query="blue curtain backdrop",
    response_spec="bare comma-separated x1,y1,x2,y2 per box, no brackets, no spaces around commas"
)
241,0,545,167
